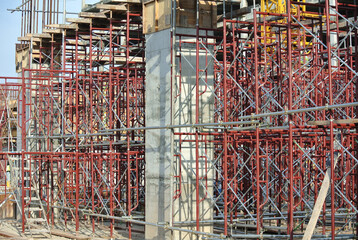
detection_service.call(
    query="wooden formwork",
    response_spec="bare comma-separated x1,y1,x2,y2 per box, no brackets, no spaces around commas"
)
143,0,217,34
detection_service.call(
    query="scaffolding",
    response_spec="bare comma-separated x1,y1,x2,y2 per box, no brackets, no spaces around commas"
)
172,0,358,238
0,0,358,239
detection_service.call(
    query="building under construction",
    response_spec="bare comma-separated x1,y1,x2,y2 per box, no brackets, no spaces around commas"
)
0,0,358,239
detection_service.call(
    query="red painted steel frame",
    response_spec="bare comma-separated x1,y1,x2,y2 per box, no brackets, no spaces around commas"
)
0,78,21,202
2,0,358,239
171,0,358,239
17,10,145,238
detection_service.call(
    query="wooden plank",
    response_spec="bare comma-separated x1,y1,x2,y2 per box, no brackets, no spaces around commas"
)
59,23,78,29
109,0,141,3
80,35,102,40
46,23,77,30
29,33,52,38
0,194,15,219
46,24,60,28
18,34,41,42
96,3,127,11
307,118,358,126
302,151,340,240
77,55,143,63
66,40,90,46
0,230,25,239
66,18,92,24
79,11,108,19
307,120,330,126
17,37,31,41
335,118,358,124
51,229,90,240
43,28,62,34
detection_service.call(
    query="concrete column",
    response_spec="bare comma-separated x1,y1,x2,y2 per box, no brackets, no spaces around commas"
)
145,27,214,239
172,27,214,240
145,29,173,240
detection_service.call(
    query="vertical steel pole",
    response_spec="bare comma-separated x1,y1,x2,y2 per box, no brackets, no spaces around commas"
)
353,1,358,236
126,11,132,239
253,10,261,236
195,0,200,233
325,1,335,239
109,17,114,237
223,16,228,236
170,0,177,232
21,70,26,233
75,30,80,232
89,21,95,234
287,2,294,239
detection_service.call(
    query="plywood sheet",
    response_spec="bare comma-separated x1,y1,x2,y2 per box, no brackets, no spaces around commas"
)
16,47,30,73
143,0,217,34
157,0,171,31
143,0,156,34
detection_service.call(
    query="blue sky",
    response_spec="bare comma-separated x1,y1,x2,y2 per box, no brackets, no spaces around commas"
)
0,0,98,77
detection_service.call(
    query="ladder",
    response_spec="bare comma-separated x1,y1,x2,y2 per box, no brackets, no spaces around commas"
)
21,156,52,238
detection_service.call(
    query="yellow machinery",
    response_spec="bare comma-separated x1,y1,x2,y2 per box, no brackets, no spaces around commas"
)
260,0,313,49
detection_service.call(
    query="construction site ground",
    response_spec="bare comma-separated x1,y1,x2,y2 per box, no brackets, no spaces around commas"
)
0,219,144,240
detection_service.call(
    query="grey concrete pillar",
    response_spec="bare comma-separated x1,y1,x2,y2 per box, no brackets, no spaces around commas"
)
172,27,214,240
145,28,173,240
145,27,215,239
